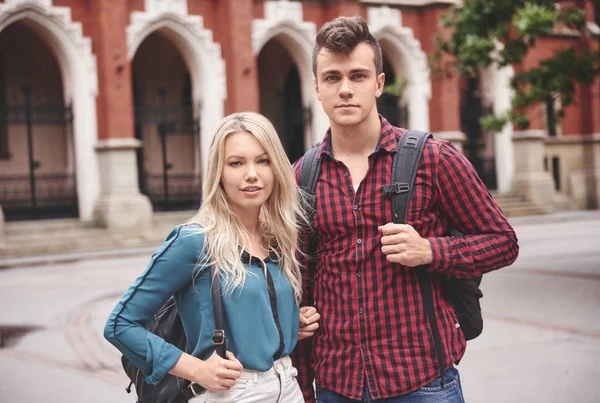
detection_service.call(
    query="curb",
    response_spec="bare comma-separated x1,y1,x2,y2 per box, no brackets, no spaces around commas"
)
0,246,157,270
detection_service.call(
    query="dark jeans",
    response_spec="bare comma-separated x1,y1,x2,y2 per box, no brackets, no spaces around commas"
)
316,367,465,403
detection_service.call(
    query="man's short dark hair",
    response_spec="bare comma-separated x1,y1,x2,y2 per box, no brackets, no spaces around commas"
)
312,16,383,77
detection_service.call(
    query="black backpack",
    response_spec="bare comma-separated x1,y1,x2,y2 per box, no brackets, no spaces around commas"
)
298,129,484,380
120,266,227,403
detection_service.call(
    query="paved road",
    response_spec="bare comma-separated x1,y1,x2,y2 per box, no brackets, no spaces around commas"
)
0,211,599,403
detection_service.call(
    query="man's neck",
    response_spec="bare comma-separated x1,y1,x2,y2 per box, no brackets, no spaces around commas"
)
330,111,381,158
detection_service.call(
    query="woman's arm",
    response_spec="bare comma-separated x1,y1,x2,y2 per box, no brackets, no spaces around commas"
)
103,226,205,385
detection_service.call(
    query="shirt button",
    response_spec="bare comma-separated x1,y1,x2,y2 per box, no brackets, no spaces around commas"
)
357,238,362,244
357,271,362,278
359,308,364,314
343,172,349,177
361,343,367,350
353,205,358,211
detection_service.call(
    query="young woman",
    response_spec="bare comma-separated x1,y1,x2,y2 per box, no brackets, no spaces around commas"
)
104,112,319,402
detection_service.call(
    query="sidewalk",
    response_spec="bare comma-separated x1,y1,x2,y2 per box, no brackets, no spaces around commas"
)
2,209,600,270
0,211,599,402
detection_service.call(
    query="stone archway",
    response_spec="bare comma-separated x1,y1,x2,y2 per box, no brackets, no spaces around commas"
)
368,6,431,132
127,3,226,172
253,0,329,147
0,0,99,221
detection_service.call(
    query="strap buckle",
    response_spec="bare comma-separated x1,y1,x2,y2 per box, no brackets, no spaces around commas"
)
382,182,410,194
187,382,204,398
212,329,225,345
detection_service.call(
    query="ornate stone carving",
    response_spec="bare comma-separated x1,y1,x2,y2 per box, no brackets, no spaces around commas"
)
368,6,431,131
0,0,97,96
253,0,316,54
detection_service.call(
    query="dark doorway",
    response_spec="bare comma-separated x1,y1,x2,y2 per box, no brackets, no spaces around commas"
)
0,23,78,221
377,57,408,128
132,32,200,211
258,39,306,164
460,76,497,190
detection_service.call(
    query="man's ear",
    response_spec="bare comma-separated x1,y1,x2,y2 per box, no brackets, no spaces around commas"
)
314,77,321,101
375,72,385,98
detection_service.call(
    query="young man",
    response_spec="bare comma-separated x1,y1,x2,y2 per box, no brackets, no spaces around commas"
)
291,16,519,403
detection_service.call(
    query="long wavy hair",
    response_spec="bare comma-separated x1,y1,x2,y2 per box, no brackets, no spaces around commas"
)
187,112,308,302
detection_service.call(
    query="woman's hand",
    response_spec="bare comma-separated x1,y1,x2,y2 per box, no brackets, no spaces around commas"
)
298,306,320,340
193,351,243,391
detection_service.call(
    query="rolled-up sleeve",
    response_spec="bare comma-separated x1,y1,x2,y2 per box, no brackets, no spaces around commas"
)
104,225,205,385
426,141,519,277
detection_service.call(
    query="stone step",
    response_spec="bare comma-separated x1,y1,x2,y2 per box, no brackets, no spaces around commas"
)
492,194,526,202
4,217,92,236
501,205,552,217
0,233,122,258
496,200,539,210
490,191,555,217
5,226,108,243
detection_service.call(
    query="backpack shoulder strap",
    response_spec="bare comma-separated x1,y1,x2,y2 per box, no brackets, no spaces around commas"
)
384,130,432,224
210,267,227,359
298,142,322,195
384,129,448,384
298,142,323,306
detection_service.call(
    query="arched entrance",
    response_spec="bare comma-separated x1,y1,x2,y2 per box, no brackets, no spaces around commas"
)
258,38,305,164
377,55,408,128
0,22,77,220
132,32,200,211
369,7,431,132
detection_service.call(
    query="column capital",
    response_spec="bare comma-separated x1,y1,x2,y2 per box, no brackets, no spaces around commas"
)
95,138,142,152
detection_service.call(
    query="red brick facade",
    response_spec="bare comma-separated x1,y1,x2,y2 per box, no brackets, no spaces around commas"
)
0,0,599,222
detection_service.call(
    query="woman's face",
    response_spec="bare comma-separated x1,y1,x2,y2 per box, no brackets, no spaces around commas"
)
220,131,275,217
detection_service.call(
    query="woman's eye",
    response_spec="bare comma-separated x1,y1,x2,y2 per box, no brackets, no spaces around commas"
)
229,161,242,167
258,159,270,165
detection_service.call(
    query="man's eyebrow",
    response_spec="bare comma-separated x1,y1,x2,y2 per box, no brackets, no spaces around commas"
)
350,68,370,74
320,69,340,76
320,68,370,76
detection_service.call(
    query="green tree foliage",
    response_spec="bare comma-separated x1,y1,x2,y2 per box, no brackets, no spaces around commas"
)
434,0,600,132
383,75,408,99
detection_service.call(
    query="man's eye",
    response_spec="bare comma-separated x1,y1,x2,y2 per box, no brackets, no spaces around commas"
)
325,76,339,82
353,74,366,80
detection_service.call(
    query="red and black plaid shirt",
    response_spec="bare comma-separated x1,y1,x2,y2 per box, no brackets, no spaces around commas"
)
291,117,518,402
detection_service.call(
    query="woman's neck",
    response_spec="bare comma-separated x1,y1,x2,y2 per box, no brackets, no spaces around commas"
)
236,210,267,259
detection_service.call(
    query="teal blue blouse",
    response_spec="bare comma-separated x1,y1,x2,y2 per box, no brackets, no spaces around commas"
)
104,225,300,385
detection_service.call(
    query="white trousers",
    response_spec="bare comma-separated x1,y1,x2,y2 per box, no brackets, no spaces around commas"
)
190,356,304,403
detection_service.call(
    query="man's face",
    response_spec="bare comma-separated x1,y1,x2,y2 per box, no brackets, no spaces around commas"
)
314,42,385,128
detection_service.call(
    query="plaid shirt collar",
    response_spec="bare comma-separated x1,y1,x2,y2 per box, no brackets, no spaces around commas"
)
318,115,400,159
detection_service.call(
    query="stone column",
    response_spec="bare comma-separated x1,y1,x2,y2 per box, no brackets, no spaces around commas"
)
512,130,557,212
583,134,600,209
0,206,5,247
93,139,152,239
434,131,467,153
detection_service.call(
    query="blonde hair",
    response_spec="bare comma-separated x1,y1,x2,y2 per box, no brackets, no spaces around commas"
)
187,112,308,302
